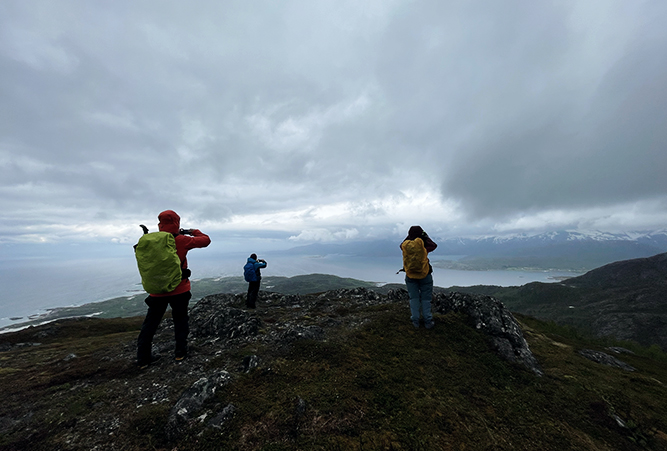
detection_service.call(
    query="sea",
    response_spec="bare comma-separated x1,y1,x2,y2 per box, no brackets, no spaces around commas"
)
0,250,577,329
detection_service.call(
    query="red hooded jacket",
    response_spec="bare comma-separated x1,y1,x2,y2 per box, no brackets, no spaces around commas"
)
151,210,211,297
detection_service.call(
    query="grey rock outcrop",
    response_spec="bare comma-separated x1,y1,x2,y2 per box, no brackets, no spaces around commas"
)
190,296,260,339
165,371,232,439
191,288,543,376
578,349,636,372
388,289,542,375
320,287,384,303
434,291,543,376
279,325,325,343
207,403,237,430
242,354,260,373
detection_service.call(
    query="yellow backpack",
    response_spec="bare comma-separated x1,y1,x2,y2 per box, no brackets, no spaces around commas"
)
401,238,430,279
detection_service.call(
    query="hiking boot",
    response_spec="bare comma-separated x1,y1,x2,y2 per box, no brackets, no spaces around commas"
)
412,321,420,328
425,321,435,330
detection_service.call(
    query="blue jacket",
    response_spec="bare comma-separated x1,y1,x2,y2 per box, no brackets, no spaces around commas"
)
243,257,267,282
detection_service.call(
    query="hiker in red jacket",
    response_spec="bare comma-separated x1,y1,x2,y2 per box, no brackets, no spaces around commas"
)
400,225,437,329
137,210,211,369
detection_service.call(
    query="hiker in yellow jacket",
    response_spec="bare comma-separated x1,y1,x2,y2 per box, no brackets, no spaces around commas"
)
400,225,438,329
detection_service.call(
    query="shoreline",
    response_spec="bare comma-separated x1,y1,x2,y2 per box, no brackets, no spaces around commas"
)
0,268,581,331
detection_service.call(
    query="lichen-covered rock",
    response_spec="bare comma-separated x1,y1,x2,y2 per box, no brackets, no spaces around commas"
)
260,292,302,306
578,349,636,372
386,288,409,303
606,346,635,355
190,296,260,339
377,289,543,375
165,371,232,439
279,325,325,343
241,354,260,373
207,403,236,430
432,291,542,375
320,287,383,303
399,290,542,376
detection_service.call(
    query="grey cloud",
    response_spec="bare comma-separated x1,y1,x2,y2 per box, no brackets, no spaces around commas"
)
435,2,667,220
1,0,666,245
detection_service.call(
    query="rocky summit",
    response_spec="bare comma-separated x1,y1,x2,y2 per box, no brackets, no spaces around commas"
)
1,287,666,450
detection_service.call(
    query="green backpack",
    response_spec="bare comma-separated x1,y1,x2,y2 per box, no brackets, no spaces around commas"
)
135,231,183,294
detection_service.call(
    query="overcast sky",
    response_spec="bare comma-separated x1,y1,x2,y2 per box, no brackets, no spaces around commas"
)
2,0,667,253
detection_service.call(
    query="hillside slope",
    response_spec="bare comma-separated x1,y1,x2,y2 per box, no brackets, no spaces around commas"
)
453,253,667,350
1,288,666,450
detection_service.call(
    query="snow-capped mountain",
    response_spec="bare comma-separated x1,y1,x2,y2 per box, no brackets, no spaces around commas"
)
284,230,667,271
434,230,667,271
437,230,667,251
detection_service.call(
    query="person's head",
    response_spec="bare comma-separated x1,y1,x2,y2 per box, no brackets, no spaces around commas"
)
407,225,424,240
250,253,257,260
158,210,180,234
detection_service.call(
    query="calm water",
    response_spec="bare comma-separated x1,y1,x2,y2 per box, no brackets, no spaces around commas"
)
0,251,577,329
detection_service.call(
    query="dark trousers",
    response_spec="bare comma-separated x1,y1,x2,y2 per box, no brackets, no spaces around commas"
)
246,281,260,308
137,291,191,365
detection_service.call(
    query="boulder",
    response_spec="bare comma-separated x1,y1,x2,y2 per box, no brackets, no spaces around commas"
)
190,296,260,339
389,288,542,376
578,349,636,372
207,403,236,430
433,291,543,376
279,325,325,343
165,371,232,439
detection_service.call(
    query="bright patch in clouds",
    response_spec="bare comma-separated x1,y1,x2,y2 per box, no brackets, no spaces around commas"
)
246,93,372,153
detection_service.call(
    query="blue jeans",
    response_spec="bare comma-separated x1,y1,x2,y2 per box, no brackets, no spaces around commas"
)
405,273,433,325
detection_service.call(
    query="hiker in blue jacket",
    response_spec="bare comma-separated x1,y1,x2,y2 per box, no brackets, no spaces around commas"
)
244,253,267,309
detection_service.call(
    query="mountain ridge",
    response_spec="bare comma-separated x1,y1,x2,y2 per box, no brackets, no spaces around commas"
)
453,252,667,350
283,230,667,271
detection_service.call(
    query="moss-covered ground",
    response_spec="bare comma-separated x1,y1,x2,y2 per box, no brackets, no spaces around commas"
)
1,301,666,450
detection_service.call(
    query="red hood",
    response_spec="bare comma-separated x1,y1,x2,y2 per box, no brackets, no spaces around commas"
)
158,210,180,234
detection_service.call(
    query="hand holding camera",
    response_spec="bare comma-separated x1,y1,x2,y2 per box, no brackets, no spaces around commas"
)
179,228,194,235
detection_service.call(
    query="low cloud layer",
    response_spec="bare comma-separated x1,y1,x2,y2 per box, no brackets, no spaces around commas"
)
1,0,666,251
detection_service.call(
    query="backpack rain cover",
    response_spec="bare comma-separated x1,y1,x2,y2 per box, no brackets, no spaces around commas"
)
401,238,430,279
135,231,182,294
